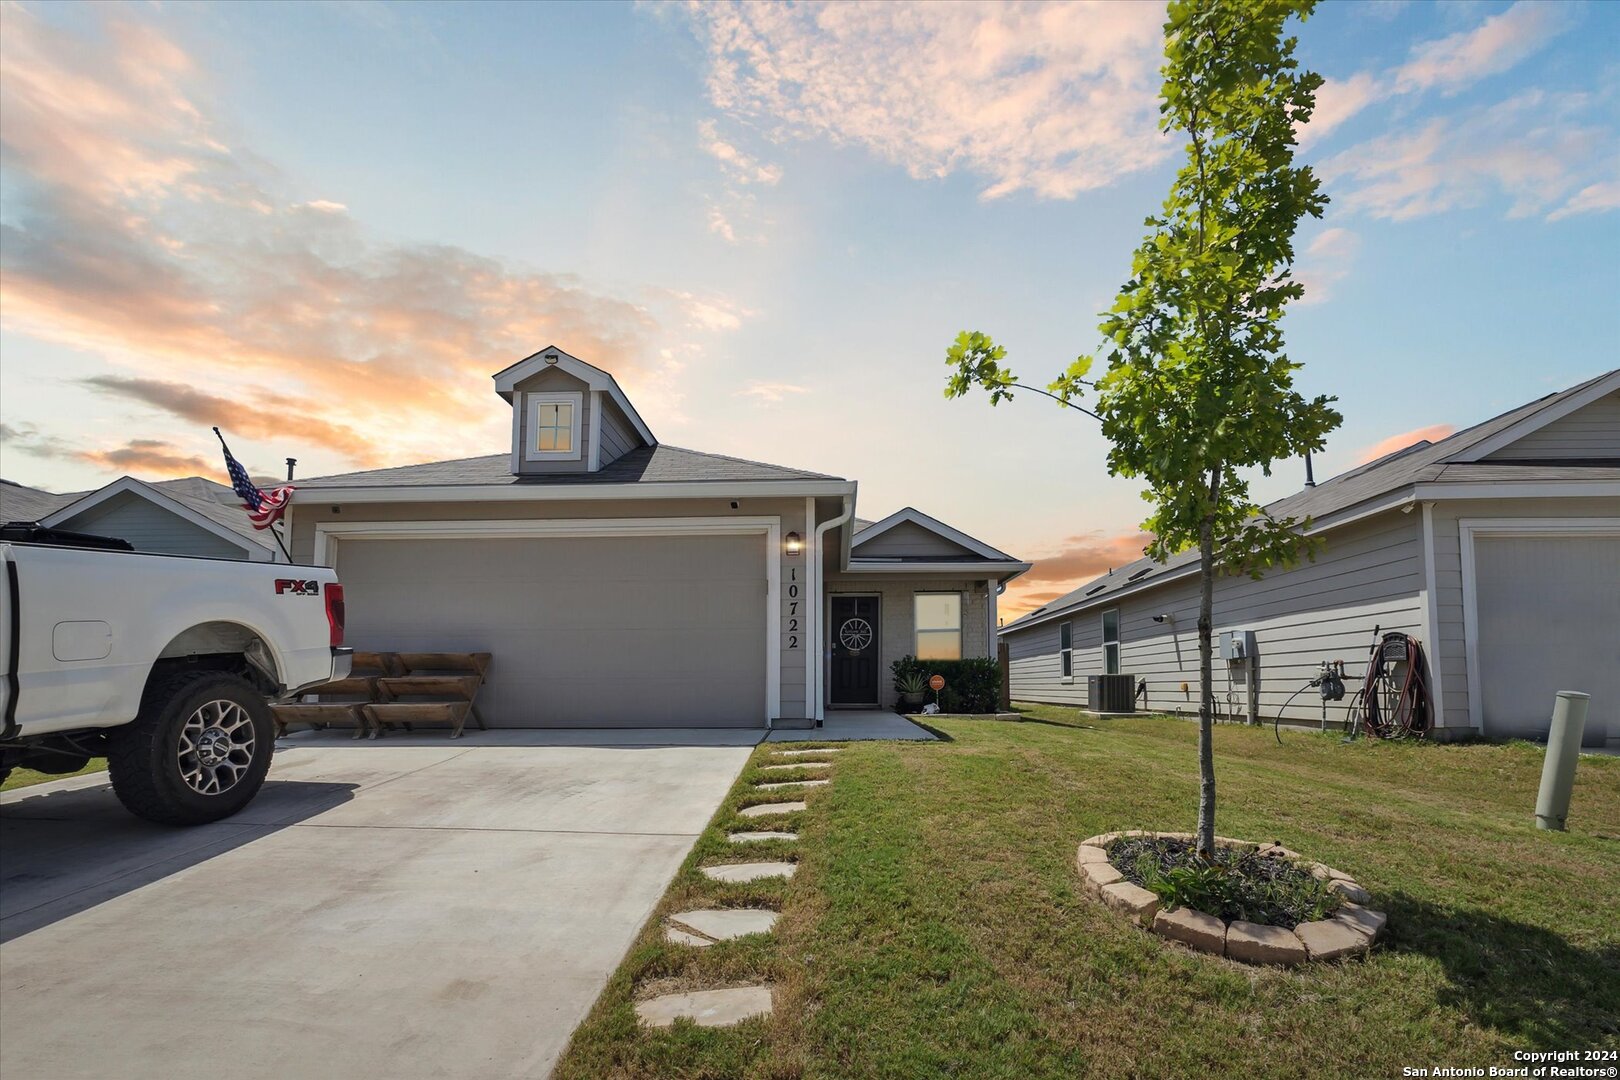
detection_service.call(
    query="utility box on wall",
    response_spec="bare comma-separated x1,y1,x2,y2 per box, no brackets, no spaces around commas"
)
1221,630,1257,662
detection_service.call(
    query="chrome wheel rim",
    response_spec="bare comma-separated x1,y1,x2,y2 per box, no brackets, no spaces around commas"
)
178,700,256,795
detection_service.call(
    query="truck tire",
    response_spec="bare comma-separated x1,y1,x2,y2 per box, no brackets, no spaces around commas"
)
107,670,274,825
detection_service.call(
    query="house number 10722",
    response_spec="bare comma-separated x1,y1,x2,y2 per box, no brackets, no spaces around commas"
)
785,566,800,649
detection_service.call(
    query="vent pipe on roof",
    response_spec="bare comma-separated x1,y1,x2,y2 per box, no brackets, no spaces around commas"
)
286,457,297,482
1304,451,1316,488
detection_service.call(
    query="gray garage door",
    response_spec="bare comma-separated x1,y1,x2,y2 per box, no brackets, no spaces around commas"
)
334,534,767,728
1474,532,1620,744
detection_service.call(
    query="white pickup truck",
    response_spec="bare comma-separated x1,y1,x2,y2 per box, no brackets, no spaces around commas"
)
1,525,352,824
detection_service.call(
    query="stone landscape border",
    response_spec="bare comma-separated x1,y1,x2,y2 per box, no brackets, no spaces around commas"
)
1076,831,1387,965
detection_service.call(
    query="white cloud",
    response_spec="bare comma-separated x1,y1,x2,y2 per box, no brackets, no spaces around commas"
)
1300,1,1572,145
1294,226,1360,305
299,199,348,213
706,204,738,243
1547,179,1620,223
1318,91,1611,222
1393,2,1570,95
736,381,808,403
680,1,1167,201
698,119,782,185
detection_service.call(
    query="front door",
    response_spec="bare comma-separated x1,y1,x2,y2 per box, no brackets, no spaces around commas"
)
829,595,880,705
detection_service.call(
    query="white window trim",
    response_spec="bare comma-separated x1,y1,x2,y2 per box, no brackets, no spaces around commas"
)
1059,620,1074,683
914,591,964,661
312,516,782,726
1458,517,1620,738
525,392,583,462
1101,607,1121,676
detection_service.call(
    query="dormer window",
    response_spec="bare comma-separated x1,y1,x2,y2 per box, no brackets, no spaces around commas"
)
525,392,582,461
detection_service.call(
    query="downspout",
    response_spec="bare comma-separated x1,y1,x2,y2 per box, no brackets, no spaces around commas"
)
812,491,855,723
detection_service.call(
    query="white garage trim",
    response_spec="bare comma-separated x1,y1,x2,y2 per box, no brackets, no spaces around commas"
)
315,516,782,724
1459,517,1620,737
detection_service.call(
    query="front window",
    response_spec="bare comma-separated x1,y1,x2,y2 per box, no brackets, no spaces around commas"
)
525,393,581,460
914,593,962,661
1102,608,1120,675
1060,621,1073,678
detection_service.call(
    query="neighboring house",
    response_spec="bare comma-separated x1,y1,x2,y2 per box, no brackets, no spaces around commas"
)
1001,369,1620,746
0,476,277,561
286,346,1028,729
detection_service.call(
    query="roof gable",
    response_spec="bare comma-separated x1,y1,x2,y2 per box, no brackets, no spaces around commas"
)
492,346,655,446
41,476,271,558
851,507,1017,562
1446,369,1618,463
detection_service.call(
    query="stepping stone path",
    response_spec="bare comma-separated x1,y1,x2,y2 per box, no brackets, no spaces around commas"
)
772,748,843,757
739,801,806,817
758,762,830,773
636,985,774,1029
755,779,830,791
728,830,797,843
701,861,797,883
665,908,779,946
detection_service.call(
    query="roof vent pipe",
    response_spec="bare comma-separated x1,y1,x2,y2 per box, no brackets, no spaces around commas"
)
286,457,297,482
1304,451,1316,488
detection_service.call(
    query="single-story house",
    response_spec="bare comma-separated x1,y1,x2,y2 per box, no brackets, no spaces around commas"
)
0,475,278,561
1001,369,1620,746
286,347,1029,728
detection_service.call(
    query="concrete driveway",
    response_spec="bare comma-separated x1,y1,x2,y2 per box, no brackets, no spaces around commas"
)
0,732,754,1080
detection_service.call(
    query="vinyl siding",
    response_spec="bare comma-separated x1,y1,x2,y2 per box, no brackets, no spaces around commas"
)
1483,390,1620,460
853,520,977,559
290,494,813,721
1427,495,1620,733
61,492,249,560
512,367,592,475
1006,512,1428,726
823,574,991,708
597,396,639,467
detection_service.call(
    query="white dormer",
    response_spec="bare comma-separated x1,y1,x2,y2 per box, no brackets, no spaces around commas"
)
493,346,657,476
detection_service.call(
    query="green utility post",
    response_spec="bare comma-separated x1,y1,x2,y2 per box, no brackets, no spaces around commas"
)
1535,691,1590,831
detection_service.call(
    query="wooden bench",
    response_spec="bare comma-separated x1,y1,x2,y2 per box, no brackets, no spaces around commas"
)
272,652,491,739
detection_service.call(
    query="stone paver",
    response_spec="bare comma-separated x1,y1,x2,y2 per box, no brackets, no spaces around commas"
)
728,831,797,843
1080,861,1124,892
739,801,807,818
1152,907,1227,955
700,861,797,883
1075,844,1109,865
1100,881,1160,927
1309,862,1353,882
668,908,779,942
755,779,830,791
1294,919,1370,961
635,986,773,1029
771,748,843,757
1225,920,1307,966
665,926,713,947
758,762,831,773
1328,879,1371,903
1336,903,1388,940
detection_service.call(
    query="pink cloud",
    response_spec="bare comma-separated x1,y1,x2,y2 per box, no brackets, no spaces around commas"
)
999,530,1153,622
1354,424,1454,465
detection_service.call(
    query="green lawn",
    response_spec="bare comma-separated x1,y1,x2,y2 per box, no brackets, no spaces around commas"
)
1,758,107,791
554,706,1620,1080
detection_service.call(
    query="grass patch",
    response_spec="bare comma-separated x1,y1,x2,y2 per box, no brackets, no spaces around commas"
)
555,708,1620,1079
2,758,107,792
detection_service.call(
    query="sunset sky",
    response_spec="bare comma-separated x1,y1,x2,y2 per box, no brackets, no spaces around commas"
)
1,1,1616,619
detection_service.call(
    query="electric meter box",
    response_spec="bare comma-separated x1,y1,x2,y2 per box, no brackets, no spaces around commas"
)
1221,630,1256,662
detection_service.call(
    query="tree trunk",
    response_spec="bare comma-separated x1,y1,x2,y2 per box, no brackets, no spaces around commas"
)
1195,519,1217,857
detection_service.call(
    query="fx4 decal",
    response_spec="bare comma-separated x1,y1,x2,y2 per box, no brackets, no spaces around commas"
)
275,579,321,596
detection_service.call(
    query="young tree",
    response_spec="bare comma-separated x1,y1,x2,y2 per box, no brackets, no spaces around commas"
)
946,0,1341,856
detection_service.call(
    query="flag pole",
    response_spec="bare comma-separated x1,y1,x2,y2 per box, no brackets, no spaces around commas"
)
214,427,295,563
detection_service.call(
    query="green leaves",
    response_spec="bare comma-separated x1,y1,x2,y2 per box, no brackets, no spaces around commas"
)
943,330,1019,406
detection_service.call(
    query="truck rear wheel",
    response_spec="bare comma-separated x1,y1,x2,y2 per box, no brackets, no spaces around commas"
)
108,670,274,825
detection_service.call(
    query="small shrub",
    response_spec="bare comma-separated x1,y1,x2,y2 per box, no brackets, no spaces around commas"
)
891,655,1001,714
1112,836,1340,928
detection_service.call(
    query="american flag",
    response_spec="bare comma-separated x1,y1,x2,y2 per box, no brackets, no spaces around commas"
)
215,429,294,530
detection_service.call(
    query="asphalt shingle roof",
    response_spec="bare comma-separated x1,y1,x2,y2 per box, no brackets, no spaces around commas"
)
0,476,272,552
1002,370,1619,632
298,444,842,489
0,480,78,522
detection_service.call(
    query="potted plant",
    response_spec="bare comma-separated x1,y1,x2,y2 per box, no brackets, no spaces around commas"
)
896,670,928,709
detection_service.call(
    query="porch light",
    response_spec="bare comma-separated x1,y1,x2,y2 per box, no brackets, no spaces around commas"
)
785,531,802,556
